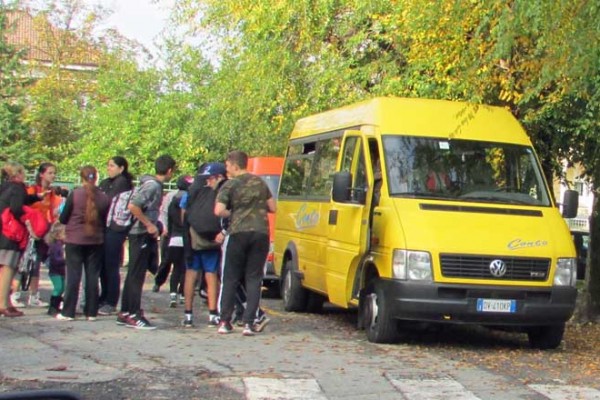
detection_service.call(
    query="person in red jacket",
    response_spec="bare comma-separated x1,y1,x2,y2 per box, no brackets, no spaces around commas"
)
0,162,37,317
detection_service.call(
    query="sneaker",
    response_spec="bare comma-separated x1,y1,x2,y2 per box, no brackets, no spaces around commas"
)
116,312,131,326
0,307,24,317
152,284,160,293
169,293,177,308
208,314,220,327
126,314,156,330
56,313,74,321
182,318,194,328
98,304,116,316
179,294,185,304
253,315,271,333
10,292,26,308
232,313,244,327
29,293,49,307
242,323,257,337
217,321,233,334
87,316,97,321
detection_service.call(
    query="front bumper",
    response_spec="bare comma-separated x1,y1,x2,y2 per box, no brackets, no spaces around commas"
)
379,278,577,327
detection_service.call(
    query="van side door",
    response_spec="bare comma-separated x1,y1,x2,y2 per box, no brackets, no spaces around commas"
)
326,133,372,306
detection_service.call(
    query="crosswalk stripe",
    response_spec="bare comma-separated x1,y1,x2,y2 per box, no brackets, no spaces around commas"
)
529,384,600,400
244,377,327,400
389,377,481,400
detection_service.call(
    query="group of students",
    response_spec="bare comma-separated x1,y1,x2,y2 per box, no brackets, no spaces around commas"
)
0,150,275,336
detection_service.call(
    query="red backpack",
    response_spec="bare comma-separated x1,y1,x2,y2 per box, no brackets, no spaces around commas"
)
1,206,49,249
1,208,28,247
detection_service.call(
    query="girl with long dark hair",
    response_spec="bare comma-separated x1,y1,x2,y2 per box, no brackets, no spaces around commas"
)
98,156,134,315
56,166,110,321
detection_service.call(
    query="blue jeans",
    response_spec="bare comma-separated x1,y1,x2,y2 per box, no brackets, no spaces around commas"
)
99,229,127,307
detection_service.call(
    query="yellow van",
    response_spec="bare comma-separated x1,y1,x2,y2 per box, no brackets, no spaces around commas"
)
273,97,579,349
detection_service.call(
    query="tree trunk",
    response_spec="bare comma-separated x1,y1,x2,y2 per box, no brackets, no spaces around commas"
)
576,188,600,322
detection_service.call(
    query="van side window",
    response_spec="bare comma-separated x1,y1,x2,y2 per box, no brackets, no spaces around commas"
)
309,137,341,198
340,136,368,204
280,135,342,200
280,143,313,197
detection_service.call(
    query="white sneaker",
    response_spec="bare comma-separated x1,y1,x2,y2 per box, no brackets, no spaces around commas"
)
10,292,26,308
29,293,48,307
56,313,74,321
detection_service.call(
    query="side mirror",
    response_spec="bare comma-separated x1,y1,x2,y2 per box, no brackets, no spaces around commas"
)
332,171,352,202
561,189,579,219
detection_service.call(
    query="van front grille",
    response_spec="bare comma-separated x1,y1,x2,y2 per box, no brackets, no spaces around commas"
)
440,254,550,281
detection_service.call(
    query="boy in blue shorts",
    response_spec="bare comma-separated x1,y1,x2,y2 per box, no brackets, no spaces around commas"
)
181,163,227,327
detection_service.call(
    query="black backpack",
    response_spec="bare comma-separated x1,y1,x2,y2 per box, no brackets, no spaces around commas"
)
185,185,221,239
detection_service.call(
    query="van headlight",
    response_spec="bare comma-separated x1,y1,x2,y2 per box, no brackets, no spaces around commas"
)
553,258,577,287
392,249,432,281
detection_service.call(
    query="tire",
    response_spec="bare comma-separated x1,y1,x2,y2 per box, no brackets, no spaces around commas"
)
361,281,400,343
281,260,308,312
306,292,326,313
527,323,565,350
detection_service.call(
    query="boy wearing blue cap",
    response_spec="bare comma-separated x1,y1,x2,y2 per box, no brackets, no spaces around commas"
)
181,162,227,327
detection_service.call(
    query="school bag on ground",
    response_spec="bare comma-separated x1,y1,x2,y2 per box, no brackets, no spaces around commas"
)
106,189,135,232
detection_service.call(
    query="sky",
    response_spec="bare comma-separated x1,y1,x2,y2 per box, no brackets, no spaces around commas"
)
91,0,174,56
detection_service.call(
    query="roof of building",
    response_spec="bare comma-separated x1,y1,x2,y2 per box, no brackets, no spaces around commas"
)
5,10,101,68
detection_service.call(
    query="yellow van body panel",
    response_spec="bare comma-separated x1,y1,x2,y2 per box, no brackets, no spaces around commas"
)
291,97,530,146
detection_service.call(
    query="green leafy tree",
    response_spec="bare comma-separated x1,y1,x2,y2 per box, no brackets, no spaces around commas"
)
66,55,209,177
0,0,30,162
17,0,109,165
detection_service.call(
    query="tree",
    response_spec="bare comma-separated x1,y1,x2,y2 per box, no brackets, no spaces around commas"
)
16,0,110,165
0,0,30,162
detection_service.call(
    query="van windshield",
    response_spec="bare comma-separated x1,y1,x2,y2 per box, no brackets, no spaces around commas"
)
382,136,551,206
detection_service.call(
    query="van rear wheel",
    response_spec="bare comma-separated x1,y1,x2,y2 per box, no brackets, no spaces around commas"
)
281,261,308,312
527,323,565,349
361,281,400,343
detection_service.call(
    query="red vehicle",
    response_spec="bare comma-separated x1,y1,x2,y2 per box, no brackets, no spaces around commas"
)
247,157,284,291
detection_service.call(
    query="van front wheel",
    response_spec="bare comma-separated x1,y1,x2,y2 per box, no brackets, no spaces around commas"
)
527,323,565,349
361,281,400,344
281,261,308,312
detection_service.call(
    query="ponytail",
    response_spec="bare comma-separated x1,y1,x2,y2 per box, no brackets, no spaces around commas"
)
80,165,99,235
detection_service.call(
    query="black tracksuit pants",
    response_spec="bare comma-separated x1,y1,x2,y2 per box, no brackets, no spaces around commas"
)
219,231,269,324
120,233,155,316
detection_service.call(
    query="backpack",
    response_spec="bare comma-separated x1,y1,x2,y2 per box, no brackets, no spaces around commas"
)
1,207,27,245
185,186,221,239
106,189,135,232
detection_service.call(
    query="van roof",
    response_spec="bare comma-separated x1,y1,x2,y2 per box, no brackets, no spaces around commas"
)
291,97,530,145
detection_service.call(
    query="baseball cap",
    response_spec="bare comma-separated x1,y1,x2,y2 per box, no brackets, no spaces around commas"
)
199,162,226,177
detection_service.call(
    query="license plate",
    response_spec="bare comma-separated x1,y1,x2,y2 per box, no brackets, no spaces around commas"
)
476,298,516,313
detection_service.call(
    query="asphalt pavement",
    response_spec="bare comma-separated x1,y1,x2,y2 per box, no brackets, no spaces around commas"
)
1,274,600,400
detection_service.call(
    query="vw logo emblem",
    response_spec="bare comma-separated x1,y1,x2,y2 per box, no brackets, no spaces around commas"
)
489,259,507,277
